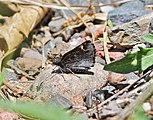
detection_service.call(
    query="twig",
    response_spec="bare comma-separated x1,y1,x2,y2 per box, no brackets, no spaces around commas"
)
126,78,153,98
41,45,46,68
3,0,133,9
87,70,153,115
59,0,95,41
103,21,111,64
7,61,35,80
116,77,153,120
0,89,9,101
103,31,111,64
54,0,69,19
4,0,72,10
3,80,23,95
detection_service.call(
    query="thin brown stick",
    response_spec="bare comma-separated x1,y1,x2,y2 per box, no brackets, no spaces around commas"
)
116,78,153,120
103,21,111,64
87,70,153,115
3,80,23,95
7,61,35,80
59,0,95,41
4,0,133,9
103,31,111,64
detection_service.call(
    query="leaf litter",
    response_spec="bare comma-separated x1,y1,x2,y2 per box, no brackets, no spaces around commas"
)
0,0,153,120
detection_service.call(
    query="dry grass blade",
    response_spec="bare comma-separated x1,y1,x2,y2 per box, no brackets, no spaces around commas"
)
116,78,153,120
87,70,153,116
103,22,111,64
2,0,133,9
59,0,95,41
3,0,87,10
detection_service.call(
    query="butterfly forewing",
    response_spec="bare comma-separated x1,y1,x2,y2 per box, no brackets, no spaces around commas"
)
53,41,95,73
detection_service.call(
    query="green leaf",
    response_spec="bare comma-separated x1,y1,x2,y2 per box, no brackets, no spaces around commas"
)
133,107,148,120
74,114,88,120
0,101,74,120
104,47,153,73
0,72,4,87
143,34,153,44
107,19,113,29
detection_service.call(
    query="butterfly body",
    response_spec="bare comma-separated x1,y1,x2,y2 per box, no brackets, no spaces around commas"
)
53,41,95,74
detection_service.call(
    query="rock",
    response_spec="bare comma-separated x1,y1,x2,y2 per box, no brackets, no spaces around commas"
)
108,0,151,26
125,72,139,81
60,27,74,42
2,68,18,81
100,4,114,13
48,40,70,60
49,93,73,109
101,109,118,118
62,0,97,18
109,12,153,49
131,43,147,53
27,63,108,105
69,33,84,47
143,102,151,112
95,56,106,65
0,110,19,120
107,72,127,84
149,18,153,34
44,37,63,57
15,57,41,71
142,0,153,5
21,48,42,61
70,33,82,40
48,18,65,33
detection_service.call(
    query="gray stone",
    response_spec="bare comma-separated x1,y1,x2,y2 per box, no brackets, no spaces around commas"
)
108,0,151,26
48,18,65,33
2,68,18,81
27,63,108,105
109,12,153,49
49,93,73,109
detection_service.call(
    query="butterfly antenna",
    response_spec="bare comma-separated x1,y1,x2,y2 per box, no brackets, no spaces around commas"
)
51,66,58,72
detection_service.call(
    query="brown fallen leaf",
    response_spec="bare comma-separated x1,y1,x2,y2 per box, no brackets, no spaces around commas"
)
0,0,53,71
0,1,20,17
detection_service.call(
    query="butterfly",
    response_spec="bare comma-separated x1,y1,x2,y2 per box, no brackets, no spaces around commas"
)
52,41,96,74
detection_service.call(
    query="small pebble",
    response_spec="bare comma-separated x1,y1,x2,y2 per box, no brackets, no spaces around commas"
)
48,18,65,33
132,43,147,52
20,76,28,82
143,102,151,112
100,4,114,13
2,68,18,81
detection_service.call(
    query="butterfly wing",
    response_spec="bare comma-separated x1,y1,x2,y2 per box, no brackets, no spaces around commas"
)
59,41,95,72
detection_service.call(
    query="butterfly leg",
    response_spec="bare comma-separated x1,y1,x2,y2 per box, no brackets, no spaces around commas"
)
58,67,66,81
51,67,66,81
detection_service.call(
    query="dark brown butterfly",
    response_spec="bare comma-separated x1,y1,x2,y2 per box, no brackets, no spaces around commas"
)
52,41,95,74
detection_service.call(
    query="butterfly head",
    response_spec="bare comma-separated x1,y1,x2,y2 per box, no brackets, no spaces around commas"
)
52,58,62,66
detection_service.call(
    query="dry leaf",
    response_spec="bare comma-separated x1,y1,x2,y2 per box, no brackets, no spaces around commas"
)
0,0,53,70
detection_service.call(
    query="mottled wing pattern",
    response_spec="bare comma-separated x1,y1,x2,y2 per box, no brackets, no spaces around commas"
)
53,41,95,73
